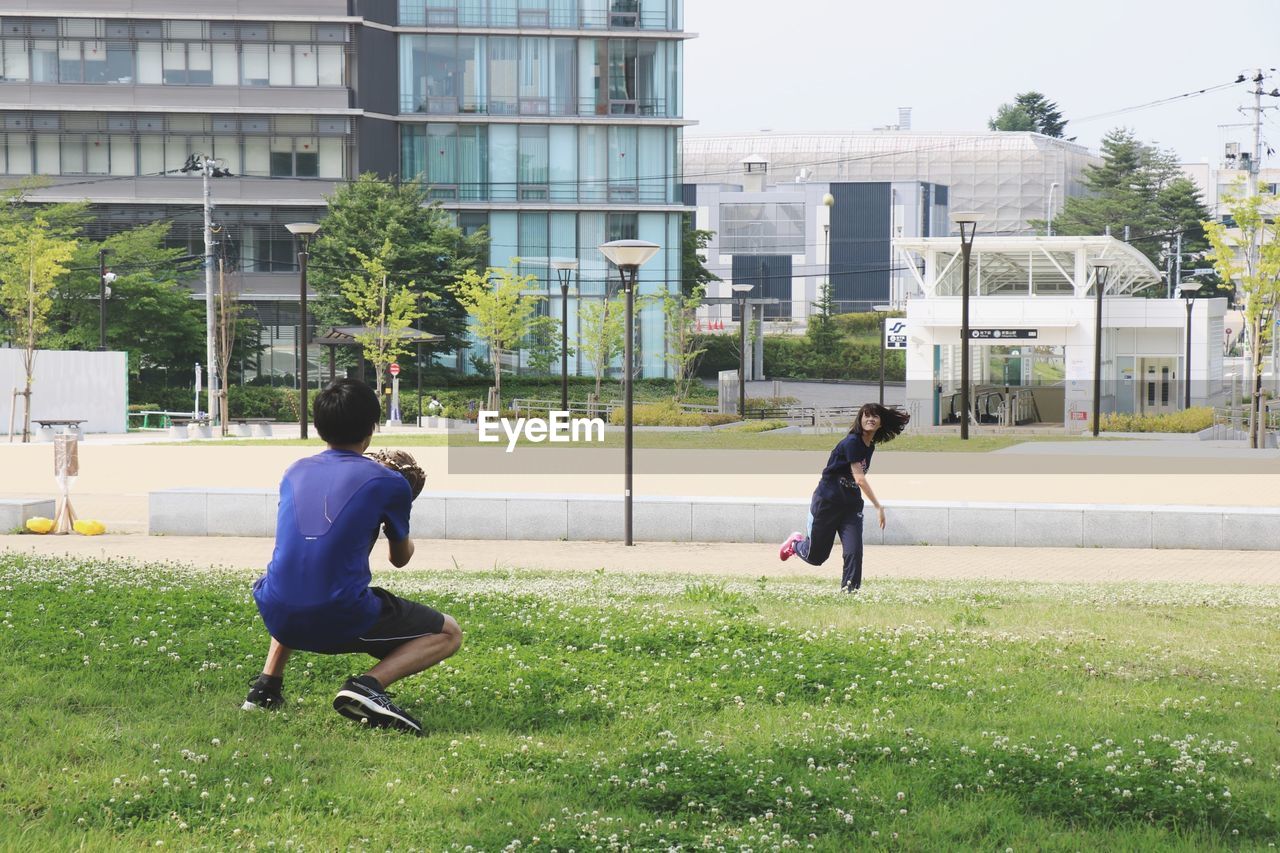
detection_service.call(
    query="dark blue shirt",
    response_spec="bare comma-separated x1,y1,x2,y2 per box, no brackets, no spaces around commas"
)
253,449,412,651
815,433,874,506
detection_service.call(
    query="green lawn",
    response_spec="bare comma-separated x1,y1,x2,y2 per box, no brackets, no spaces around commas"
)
195,432,1115,453
2,553,1276,849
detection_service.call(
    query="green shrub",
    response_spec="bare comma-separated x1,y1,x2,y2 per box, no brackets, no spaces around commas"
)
609,399,737,426
729,419,788,433
1100,407,1214,433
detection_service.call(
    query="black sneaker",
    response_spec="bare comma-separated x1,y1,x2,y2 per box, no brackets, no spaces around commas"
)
332,675,423,735
242,675,284,711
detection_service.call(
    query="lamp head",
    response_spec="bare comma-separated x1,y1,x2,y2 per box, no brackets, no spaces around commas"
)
598,239,660,269
285,222,321,238
822,192,835,208
1091,259,1115,288
102,271,117,285
731,284,754,295
550,258,580,272
1179,279,1202,298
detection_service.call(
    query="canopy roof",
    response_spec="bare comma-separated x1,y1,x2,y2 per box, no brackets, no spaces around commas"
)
893,235,1162,299
312,326,442,347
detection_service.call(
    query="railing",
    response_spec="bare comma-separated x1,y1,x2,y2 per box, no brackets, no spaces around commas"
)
402,7,676,30
399,95,670,117
508,397,718,419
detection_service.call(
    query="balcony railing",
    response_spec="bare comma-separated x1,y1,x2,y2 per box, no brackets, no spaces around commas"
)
399,94,670,117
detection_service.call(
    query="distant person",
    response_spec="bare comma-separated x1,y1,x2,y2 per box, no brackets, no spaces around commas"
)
778,403,909,591
426,395,444,416
243,379,461,734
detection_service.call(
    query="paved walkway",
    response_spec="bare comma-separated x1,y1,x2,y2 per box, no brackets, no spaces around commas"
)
2,534,1276,586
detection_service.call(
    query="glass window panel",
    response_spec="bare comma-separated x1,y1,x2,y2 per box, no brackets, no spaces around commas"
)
243,137,269,174
488,36,517,115
109,135,134,175
608,125,636,189
581,0,608,29
458,0,486,27
212,136,240,175
425,35,456,113
488,122,517,201
187,43,211,84
401,0,428,26
519,211,548,282
489,211,518,271
83,40,109,82
550,0,577,28
578,212,606,293
640,0,666,28
167,21,205,39
458,124,486,200
105,41,131,82
211,43,237,84
548,124,576,201
427,123,457,186
637,126,663,202
578,124,606,202
295,151,319,177
270,137,293,175
58,40,82,83
400,125,424,179
5,134,33,173
166,136,196,172
399,35,424,112
61,135,85,173
458,36,484,112
63,18,99,38
550,212,576,263
518,124,548,190
35,133,59,174
293,44,318,86
31,40,57,82
608,39,636,106
241,43,268,85
318,138,342,178
162,43,186,84
3,40,30,81
550,38,574,115
519,37,548,114
86,134,109,173
491,0,518,26
635,39,659,114
317,44,343,85
137,41,162,84
139,135,164,174
268,45,292,85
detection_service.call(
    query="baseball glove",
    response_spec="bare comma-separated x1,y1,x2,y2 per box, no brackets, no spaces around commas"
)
366,448,427,499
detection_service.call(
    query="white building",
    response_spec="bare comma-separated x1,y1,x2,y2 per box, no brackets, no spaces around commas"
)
894,236,1227,430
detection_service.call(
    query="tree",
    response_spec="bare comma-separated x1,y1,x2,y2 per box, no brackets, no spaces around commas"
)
449,264,541,397
1203,185,1280,448
1047,129,1212,277
805,280,842,373
681,217,720,298
309,175,487,361
578,293,626,398
48,222,211,378
660,284,706,401
0,211,78,442
989,91,1067,137
341,239,428,397
524,314,570,376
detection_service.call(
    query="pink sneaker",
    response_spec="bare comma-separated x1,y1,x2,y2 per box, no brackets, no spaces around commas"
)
779,531,804,561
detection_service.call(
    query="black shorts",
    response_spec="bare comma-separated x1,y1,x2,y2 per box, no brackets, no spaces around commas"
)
324,587,446,659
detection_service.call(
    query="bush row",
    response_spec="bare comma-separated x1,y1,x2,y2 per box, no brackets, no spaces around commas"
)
1100,407,1215,433
692,333,906,381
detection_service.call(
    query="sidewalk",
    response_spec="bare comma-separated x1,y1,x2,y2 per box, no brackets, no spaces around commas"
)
2,534,1276,586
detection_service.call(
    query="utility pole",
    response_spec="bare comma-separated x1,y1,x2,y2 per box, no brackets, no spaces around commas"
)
181,153,232,426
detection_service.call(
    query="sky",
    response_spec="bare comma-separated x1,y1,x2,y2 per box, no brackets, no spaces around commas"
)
683,0,1279,166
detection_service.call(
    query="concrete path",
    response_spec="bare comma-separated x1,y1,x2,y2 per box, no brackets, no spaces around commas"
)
2,534,1276,586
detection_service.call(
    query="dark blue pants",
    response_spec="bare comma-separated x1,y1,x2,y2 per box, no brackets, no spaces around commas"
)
794,491,864,590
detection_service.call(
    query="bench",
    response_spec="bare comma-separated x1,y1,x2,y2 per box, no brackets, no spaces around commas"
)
34,419,86,441
232,417,275,438
168,415,212,440
129,410,196,431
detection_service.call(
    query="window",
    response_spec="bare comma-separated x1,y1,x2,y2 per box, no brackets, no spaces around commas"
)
0,133,32,173
31,40,56,82
270,137,319,177
518,124,548,198
720,203,806,255
1,39,29,81
162,42,212,84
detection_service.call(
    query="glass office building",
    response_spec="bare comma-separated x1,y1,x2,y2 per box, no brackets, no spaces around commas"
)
0,1,691,381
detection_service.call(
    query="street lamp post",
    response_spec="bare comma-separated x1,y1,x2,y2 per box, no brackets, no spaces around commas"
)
873,303,892,405
732,284,754,416
951,212,981,440
98,248,116,352
1091,260,1114,438
551,259,579,412
1180,279,1201,409
598,239,660,547
822,192,834,320
286,222,322,439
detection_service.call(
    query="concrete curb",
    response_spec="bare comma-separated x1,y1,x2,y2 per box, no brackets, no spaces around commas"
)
148,489,1280,550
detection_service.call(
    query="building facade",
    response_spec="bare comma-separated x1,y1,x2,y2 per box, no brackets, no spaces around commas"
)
0,0,690,382
683,131,1098,238
688,162,949,324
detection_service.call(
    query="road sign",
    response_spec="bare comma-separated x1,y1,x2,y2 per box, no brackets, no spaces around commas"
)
884,319,908,350
969,328,1038,340
389,363,401,376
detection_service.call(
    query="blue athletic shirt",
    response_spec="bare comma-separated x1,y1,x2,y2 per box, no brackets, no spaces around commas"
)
253,449,412,652
814,433,874,506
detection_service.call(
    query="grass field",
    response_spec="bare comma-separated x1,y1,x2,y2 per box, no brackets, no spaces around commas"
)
198,432,1111,453
2,553,1276,850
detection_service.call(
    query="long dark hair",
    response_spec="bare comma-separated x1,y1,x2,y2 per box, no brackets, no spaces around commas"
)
848,403,910,444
